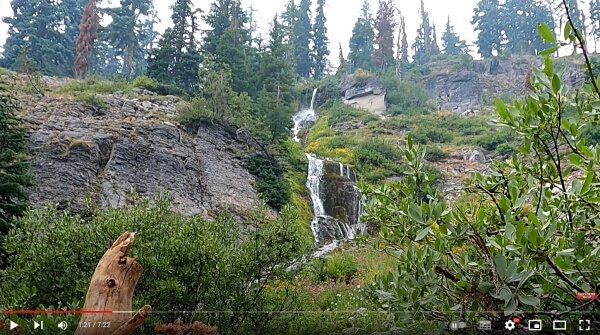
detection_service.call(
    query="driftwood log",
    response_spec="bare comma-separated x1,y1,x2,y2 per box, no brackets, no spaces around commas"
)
75,232,151,335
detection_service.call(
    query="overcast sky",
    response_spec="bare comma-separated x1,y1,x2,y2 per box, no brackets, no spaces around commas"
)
0,0,483,63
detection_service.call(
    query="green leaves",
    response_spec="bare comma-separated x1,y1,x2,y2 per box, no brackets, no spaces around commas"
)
538,23,556,43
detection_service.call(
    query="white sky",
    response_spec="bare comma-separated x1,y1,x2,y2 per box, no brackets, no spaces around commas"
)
0,0,592,64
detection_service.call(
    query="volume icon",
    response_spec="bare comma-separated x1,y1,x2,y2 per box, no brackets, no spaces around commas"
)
58,321,68,330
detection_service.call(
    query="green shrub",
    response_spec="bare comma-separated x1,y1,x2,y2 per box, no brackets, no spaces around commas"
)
582,124,600,146
328,103,380,125
495,142,518,156
132,75,158,90
411,128,454,144
0,197,309,333
177,97,212,126
245,154,291,210
324,252,359,284
424,146,448,162
475,129,514,151
59,77,131,94
74,92,108,108
354,139,401,167
384,74,431,116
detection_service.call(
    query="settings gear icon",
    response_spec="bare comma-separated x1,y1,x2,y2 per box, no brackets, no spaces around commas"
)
505,320,516,331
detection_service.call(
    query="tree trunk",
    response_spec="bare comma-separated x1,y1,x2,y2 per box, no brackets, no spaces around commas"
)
75,232,151,335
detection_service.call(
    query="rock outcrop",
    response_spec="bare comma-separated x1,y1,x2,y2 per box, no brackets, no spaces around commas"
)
22,88,261,218
425,55,586,114
340,75,387,117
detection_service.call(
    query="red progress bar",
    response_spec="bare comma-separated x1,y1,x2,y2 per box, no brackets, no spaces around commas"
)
2,310,113,315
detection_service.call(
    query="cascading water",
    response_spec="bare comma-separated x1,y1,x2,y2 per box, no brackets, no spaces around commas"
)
292,88,319,142
292,89,365,257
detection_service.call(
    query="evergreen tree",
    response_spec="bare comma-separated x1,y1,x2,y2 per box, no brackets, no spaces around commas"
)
373,0,397,70
413,0,435,64
442,17,468,56
260,16,295,140
204,0,256,94
503,0,554,55
294,0,313,77
337,43,347,75
147,0,201,91
312,0,330,79
431,24,440,55
102,0,155,77
348,0,375,71
399,15,409,63
74,0,100,79
0,83,33,268
1,0,86,76
472,0,503,58
591,0,600,48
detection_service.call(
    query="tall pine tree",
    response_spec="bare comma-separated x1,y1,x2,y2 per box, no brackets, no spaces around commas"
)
442,17,468,56
413,0,435,64
2,0,86,76
373,0,397,70
348,0,375,71
591,0,600,49
312,0,330,79
294,0,313,77
101,0,155,77
147,0,201,91
503,0,554,55
472,0,503,58
0,83,33,268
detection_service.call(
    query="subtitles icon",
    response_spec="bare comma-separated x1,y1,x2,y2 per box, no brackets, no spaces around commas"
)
553,320,567,331
478,320,492,330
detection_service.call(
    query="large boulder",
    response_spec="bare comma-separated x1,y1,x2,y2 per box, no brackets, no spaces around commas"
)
340,75,387,116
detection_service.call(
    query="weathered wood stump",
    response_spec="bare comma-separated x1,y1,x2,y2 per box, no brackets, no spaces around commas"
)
75,232,151,335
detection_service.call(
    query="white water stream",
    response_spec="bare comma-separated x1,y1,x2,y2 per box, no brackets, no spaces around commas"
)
292,88,365,257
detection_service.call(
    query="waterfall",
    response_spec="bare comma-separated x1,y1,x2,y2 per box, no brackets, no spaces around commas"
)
292,89,365,257
292,88,319,142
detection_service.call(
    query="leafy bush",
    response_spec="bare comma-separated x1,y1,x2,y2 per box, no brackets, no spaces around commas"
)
581,124,600,146
475,129,514,151
74,92,108,108
177,97,212,126
0,196,309,334
354,139,401,167
324,253,359,284
411,128,454,144
245,154,291,210
328,103,380,125
364,31,600,330
384,74,431,116
59,77,131,94
352,68,374,85
424,145,448,162
495,142,518,156
132,75,158,90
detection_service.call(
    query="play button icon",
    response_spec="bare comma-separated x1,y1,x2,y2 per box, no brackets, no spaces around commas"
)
9,320,19,330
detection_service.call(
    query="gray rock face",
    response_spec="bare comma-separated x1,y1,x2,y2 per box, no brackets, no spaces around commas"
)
426,71,483,113
24,92,259,218
340,75,387,116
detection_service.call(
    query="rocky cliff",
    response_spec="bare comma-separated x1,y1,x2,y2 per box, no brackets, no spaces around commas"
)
18,82,262,218
425,55,586,114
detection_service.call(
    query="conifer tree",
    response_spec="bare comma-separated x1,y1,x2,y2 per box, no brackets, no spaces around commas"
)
294,0,313,77
259,15,295,140
312,0,330,79
102,0,155,77
147,0,201,91
399,15,409,63
74,0,100,79
1,0,86,76
337,43,347,75
442,17,468,56
373,0,397,70
349,0,375,71
591,0,600,49
413,0,435,64
472,0,503,58
0,83,33,268
503,0,554,55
